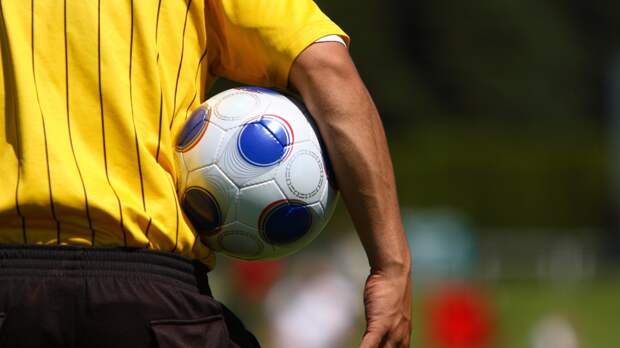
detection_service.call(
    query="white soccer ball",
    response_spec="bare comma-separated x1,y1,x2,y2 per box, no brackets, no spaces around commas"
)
175,87,339,260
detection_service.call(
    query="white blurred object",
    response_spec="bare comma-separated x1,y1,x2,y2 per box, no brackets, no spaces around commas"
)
544,238,595,284
530,315,579,348
266,268,359,348
265,236,367,348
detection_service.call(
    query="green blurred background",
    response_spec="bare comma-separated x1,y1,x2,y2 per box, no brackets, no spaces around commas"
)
210,1,620,347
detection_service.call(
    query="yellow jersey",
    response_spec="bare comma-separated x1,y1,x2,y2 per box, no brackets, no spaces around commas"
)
0,0,347,268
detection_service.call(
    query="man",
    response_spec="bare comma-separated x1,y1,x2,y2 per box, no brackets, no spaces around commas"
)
0,1,411,347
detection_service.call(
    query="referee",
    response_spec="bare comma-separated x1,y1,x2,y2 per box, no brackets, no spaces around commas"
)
0,1,411,347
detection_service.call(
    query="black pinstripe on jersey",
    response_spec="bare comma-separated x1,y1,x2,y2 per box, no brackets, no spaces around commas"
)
64,0,96,244
169,0,192,129
31,0,61,241
14,102,26,243
0,2,27,242
184,46,209,122
167,175,180,252
155,93,164,163
128,0,153,240
98,0,127,247
155,0,162,63
154,0,164,164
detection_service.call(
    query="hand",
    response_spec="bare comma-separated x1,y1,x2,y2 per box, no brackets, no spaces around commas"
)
360,267,412,348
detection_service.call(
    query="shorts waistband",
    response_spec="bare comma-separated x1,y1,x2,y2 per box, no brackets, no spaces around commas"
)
0,245,210,292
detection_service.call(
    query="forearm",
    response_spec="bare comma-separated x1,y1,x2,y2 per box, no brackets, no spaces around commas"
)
289,43,410,273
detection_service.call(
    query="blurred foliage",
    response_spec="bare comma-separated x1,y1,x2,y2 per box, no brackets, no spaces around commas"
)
312,0,618,228
392,120,608,228
317,0,620,124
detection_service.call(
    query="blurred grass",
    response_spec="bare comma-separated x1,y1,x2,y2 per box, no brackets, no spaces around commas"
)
409,278,620,348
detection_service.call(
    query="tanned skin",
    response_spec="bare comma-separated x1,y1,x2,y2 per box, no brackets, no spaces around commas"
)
289,42,412,348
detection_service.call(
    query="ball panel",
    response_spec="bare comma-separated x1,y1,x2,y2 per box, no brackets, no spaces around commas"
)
287,150,323,198
201,221,274,260
260,116,293,146
269,202,325,258
275,142,325,204
218,231,264,259
260,116,292,146
176,107,209,152
259,200,312,245
237,86,282,95
237,172,281,190
237,181,286,226
210,90,269,130
218,127,280,187
185,165,238,229
237,121,287,167
182,187,222,236
183,121,227,171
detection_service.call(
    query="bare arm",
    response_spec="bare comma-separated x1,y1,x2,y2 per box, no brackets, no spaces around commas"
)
289,42,412,348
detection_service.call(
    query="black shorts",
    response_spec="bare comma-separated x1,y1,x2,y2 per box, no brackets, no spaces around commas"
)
0,245,260,348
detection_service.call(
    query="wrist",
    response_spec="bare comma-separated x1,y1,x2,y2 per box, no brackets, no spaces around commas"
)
370,250,411,278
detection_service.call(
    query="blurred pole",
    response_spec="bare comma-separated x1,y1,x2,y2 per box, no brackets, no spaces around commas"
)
608,53,620,261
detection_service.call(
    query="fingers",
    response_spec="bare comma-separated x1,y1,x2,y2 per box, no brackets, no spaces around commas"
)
360,271,413,348
359,325,411,348
359,331,384,348
394,324,412,348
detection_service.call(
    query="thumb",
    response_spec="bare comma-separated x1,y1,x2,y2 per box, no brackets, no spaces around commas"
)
359,331,384,348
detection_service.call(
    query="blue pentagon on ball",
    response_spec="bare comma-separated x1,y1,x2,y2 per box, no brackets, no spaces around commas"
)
238,86,281,95
260,201,312,245
182,187,222,235
237,116,292,167
176,108,209,152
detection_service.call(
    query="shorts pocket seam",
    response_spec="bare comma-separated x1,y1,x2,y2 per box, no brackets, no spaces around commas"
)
149,314,224,327
149,314,229,348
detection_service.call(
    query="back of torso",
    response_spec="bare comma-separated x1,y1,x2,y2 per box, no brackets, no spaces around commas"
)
0,0,214,265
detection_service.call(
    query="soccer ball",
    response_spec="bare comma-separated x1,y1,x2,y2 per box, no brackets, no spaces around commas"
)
175,87,339,260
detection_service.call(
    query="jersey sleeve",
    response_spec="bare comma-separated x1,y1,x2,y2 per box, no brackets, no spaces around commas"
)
205,0,349,88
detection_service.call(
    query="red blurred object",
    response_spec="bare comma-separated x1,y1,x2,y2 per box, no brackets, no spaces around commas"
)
231,260,284,302
427,285,495,348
